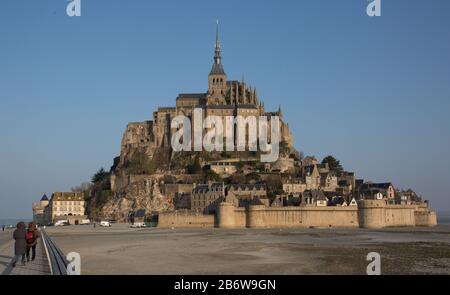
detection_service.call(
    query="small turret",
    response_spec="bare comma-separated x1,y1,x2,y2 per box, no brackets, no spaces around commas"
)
278,105,283,118
241,76,246,104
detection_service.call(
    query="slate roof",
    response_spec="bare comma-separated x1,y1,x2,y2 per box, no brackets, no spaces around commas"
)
303,190,327,201
177,93,206,100
303,165,316,176
134,209,146,218
207,105,235,110
249,198,265,206
193,183,224,194
228,184,266,191
210,63,226,75
360,182,393,190
284,196,301,206
237,104,258,109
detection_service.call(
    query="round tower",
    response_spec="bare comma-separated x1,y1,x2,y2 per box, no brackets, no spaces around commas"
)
246,204,266,228
40,194,49,208
217,202,235,228
357,199,386,228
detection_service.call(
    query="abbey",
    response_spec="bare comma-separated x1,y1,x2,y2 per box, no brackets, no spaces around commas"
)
115,22,293,172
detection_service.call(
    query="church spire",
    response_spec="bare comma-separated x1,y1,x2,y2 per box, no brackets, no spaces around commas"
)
214,19,221,65
209,19,226,76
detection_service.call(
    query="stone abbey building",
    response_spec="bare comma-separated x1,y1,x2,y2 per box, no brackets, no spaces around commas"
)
116,22,293,172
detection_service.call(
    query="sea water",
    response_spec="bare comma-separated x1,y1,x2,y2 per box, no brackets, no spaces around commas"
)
0,218,32,228
437,212,450,225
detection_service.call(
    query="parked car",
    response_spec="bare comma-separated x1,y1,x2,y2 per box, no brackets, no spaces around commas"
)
100,221,111,227
80,219,91,225
55,220,69,227
130,222,146,228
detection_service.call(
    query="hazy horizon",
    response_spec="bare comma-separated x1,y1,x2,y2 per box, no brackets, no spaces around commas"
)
1,0,450,218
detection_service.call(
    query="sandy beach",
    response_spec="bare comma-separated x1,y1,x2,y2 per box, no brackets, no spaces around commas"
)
44,224,450,275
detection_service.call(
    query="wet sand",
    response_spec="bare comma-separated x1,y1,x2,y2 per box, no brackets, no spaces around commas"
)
45,224,450,275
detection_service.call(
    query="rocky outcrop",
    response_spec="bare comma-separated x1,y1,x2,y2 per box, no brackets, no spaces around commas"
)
102,176,174,221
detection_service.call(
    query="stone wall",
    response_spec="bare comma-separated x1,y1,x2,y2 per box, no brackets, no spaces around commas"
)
159,200,437,229
414,210,437,227
384,205,415,227
162,183,194,198
158,210,214,228
357,200,423,228
217,205,359,229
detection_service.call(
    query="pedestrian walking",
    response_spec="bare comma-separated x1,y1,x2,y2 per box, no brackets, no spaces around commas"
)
26,222,39,262
12,222,27,267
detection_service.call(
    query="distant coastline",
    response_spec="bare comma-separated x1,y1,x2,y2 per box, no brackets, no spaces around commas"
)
437,211,450,224
0,218,32,227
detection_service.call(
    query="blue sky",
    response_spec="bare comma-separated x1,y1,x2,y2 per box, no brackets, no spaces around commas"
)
1,0,449,218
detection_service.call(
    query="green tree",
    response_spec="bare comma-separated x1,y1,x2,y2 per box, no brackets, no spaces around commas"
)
187,156,202,174
321,155,344,175
202,169,221,182
91,168,108,184
128,151,153,174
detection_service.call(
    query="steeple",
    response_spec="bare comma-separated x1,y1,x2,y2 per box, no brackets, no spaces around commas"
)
209,20,225,76
207,20,227,105
215,19,221,64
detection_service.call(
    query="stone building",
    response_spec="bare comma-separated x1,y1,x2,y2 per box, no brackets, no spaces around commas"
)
113,22,294,179
320,171,338,192
226,184,267,206
208,161,237,175
191,182,225,214
356,182,396,204
338,171,356,191
301,190,328,207
32,192,86,225
46,192,86,224
49,192,85,219
282,178,307,195
395,189,421,205
304,165,321,190
32,194,49,226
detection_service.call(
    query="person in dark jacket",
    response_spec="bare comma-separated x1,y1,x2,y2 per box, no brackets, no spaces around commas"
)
12,221,27,267
26,222,39,262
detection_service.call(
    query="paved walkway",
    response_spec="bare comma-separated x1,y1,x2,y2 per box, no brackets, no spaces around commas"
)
0,231,51,275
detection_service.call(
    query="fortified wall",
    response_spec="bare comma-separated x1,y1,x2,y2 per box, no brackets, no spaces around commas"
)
158,200,437,229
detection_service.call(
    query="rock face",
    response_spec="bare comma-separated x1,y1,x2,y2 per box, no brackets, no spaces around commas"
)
102,176,174,221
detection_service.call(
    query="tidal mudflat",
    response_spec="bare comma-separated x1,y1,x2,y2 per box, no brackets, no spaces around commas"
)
46,224,450,275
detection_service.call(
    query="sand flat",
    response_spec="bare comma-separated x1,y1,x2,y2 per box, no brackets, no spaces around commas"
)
45,224,450,275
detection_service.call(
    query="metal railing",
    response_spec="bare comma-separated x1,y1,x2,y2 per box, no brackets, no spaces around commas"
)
40,229,68,275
